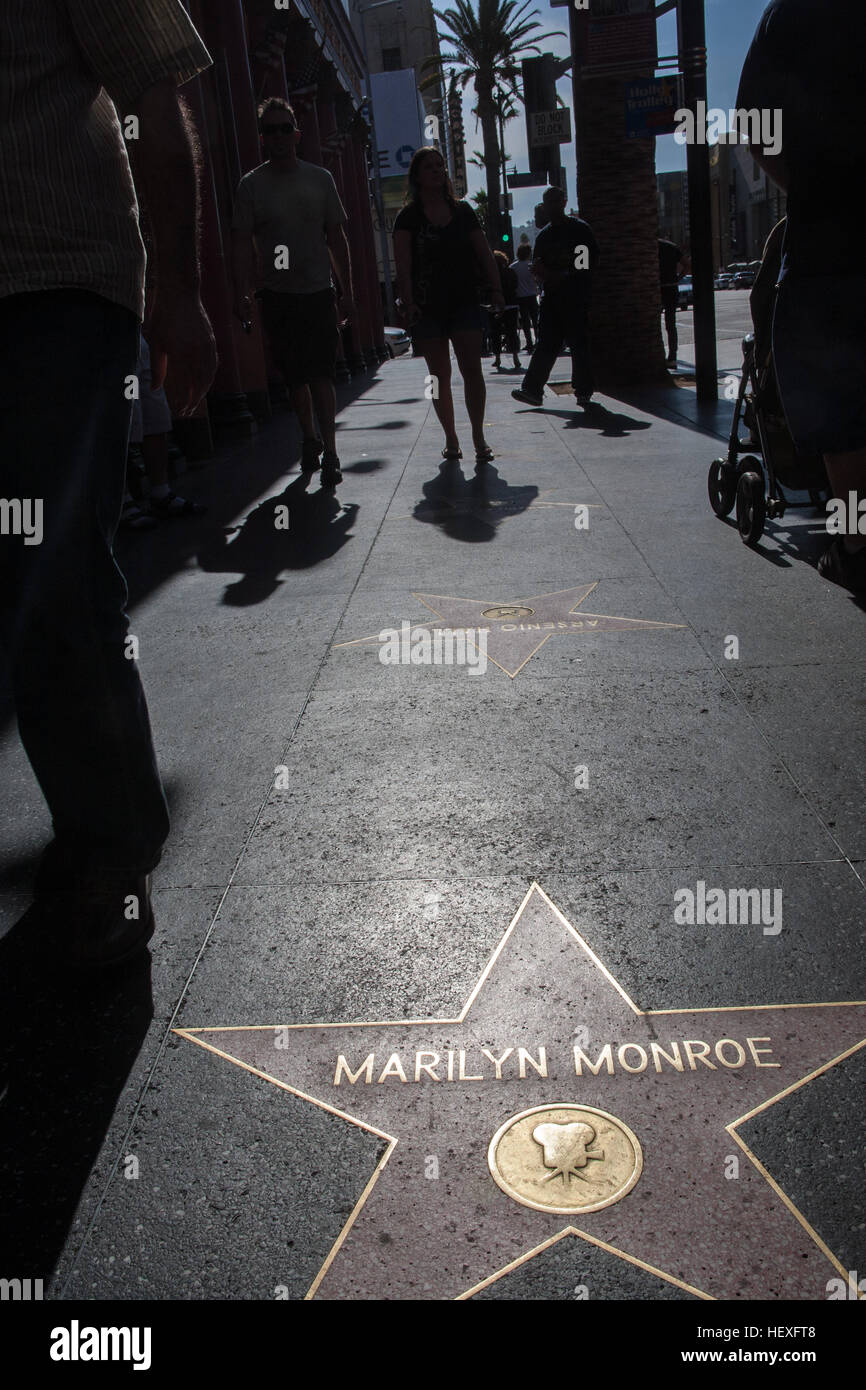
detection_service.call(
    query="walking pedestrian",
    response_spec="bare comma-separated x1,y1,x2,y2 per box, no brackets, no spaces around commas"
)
0,0,217,966
231,98,355,489
658,238,685,367
511,244,539,351
122,333,206,527
392,147,504,466
491,252,521,370
512,187,599,409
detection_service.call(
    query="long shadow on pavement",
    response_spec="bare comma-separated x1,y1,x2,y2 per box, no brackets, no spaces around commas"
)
0,907,153,1282
412,460,538,543
197,473,360,605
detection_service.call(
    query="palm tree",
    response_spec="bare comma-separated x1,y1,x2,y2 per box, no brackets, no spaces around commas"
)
423,0,563,242
471,188,490,234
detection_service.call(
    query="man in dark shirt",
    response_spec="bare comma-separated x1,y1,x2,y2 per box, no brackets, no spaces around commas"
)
738,0,866,589
658,238,685,367
512,186,599,408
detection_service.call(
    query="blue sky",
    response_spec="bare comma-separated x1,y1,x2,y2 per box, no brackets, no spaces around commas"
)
460,0,769,226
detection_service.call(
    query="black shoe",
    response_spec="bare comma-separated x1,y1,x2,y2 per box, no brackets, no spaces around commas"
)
321,451,342,488
512,387,544,407
66,873,155,969
35,843,156,969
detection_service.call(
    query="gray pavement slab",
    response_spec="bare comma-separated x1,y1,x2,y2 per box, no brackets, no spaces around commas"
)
3,310,865,1303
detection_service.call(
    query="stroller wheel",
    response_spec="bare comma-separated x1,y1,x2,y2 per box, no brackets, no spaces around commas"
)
737,453,762,480
708,459,737,517
736,471,766,546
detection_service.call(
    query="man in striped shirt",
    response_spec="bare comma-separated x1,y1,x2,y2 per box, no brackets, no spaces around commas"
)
0,1,217,966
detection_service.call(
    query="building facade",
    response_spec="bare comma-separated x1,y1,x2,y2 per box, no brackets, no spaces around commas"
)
656,171,690,254
349,0,465,296
162,0,385,455
710,141,787,268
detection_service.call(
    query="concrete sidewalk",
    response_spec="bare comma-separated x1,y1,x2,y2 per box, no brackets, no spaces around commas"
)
2,342,864,1302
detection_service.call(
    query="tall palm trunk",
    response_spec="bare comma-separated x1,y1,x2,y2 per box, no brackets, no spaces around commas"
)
474,72,502,245
575,75,666,384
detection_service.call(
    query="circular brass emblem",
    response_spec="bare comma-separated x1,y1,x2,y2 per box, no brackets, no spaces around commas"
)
482,605,534,620
488,1104,643,1215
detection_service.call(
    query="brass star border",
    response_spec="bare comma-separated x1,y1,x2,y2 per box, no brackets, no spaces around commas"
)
174,884,866,1302
333,583,685,678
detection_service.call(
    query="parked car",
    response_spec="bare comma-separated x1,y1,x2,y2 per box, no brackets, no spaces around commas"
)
732,270,756,289
384,325,411,357
715,273,734,290
677,275,694,310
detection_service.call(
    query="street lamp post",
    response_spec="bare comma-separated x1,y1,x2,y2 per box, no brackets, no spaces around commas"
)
677,0,718,403
355,0,400,324
494,86,512,251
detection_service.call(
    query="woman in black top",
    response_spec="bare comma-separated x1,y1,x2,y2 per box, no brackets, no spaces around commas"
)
393,147,503,464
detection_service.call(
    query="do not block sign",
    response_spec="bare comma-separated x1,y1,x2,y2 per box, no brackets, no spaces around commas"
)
529,109,572,147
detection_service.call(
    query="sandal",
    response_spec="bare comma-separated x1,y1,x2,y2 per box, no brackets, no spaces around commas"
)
442,446,462,461
149,491,207,518
474,445,494,465
817,536,866,592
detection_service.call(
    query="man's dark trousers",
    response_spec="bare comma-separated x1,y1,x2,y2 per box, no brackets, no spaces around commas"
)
0,290,170,872
522,279,593,398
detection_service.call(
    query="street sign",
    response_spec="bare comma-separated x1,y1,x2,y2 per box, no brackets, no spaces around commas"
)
583,0,657,72
624,76,682,138
529,109,572,147
506,171,549,189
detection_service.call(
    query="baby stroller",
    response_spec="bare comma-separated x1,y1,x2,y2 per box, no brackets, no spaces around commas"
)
707,219,828,545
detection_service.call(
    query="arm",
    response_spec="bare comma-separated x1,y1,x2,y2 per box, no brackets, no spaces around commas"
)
127,78,216,414
469,228,505,312
325,221,355,317
393,228,419,324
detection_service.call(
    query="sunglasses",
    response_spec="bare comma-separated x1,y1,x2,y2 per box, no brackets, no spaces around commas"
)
262,123,296,136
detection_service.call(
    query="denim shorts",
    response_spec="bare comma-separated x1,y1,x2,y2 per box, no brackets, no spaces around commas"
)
772,271,866,454
411,301,484,342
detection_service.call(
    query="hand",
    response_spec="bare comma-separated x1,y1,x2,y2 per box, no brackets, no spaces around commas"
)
337,293,357,321
233,293,252,324
148,290,218,417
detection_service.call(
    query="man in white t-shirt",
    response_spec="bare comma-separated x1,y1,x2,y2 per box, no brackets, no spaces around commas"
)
231,98,355,488
510,244,539,352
